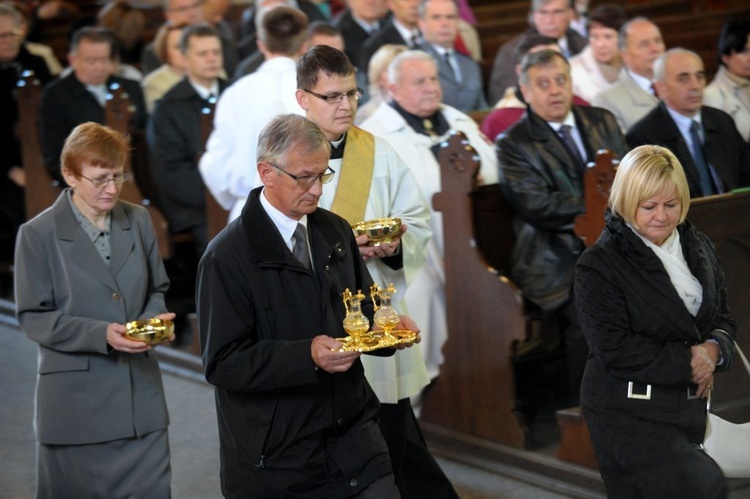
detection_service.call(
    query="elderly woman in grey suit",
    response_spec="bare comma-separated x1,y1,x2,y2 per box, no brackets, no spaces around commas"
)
15,122,174,498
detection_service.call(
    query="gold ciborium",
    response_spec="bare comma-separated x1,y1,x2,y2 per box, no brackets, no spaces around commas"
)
371,283,400,346
125,318,173,345
342,289,370,349
352,218,402,246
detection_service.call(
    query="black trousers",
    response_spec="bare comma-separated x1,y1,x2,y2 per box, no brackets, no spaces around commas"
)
378,398,459,499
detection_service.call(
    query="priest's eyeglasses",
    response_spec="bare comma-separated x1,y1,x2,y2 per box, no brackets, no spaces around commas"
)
303,88,364,104
270,164,336,188
80,172,130,189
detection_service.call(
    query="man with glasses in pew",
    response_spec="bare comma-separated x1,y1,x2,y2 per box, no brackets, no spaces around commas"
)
40,26,147,185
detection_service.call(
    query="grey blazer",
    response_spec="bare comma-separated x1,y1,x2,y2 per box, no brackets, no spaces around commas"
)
15,190,170,445
420,42,488,112
592,68,659,134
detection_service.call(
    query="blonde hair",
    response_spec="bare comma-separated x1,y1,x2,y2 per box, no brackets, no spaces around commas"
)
367,44,408,100
609,144,690,226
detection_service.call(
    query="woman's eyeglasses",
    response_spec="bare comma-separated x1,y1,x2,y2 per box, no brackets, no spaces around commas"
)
79,172,130,189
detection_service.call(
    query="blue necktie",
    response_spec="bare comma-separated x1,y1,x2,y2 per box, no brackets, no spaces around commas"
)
689,120,714,196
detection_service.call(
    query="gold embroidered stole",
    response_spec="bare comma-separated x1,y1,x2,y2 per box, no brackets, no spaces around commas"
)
329,126,375,224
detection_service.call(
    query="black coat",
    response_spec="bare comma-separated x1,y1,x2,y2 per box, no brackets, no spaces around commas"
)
39,73,147,182
360,21,408,74
146,77,228,233
627,101,750,197
575,212,735,498
496,106,627,310
333,9,384,70
196,188,393,498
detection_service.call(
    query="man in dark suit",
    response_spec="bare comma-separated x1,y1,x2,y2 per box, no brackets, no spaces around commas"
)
40,27,147,183
496,49,627,403
361,0,420,71
416,0,486,112
147,23,228,252
197,114,419,497
627,48,750,198
488,0,587,104
334,0,390,70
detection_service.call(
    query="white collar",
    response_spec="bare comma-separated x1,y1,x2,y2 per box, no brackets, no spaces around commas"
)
188,78,219,99
260,188,308,251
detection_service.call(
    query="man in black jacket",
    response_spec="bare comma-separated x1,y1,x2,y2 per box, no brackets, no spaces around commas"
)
39,27,147,183
496,49,627,403
197,114,419,498
627,48,750,198
147,23,228,252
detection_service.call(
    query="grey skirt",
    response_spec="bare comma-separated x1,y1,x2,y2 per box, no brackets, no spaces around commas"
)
37,428,171,499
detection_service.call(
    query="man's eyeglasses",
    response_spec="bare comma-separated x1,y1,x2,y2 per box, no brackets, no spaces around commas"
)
80,172,130,189
270,163,335,188
0,30,21,42
303,88,364,104
170,0,202,13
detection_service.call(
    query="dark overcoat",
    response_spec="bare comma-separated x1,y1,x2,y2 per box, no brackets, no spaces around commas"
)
196,187,393,498
575,212,735,499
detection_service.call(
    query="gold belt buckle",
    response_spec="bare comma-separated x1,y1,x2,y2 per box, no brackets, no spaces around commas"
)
627,381,652,400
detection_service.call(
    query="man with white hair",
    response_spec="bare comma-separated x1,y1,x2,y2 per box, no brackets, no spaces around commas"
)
627,47,750,198
360,49,498,379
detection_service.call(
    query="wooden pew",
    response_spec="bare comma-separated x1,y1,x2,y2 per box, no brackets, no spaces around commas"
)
425,130,750,463
105,82,173,259
420,132,619,450
200,96,229,242
16,71,62,220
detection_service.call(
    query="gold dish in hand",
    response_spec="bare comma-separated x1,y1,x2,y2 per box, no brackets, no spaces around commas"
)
352,218,402,246
334,329,417,352
125,318,173,345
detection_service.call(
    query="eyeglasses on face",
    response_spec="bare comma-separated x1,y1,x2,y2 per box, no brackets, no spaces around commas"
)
79,172,130,189
170,0,202,13
0,30,21,42
269,163,335,188
302,88,364,104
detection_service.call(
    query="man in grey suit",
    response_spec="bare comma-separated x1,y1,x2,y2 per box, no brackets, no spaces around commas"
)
417,0,486,111
592,17,665,133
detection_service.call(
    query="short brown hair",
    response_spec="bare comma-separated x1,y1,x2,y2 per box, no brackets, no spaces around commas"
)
61,122,131,177
258,6,308,56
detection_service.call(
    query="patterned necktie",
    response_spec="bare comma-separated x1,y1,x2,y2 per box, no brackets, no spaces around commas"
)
292,223,312,270
558,124,586,170
689,120,715,196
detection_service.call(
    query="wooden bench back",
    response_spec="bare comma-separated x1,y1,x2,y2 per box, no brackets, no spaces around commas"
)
105,83,173,259
420,132,617,449
16,71,62,219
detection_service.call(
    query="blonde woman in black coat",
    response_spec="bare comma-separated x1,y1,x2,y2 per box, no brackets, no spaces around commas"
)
575,144,735,499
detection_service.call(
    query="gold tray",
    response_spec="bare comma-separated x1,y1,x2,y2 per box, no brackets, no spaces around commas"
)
335,329,417,352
